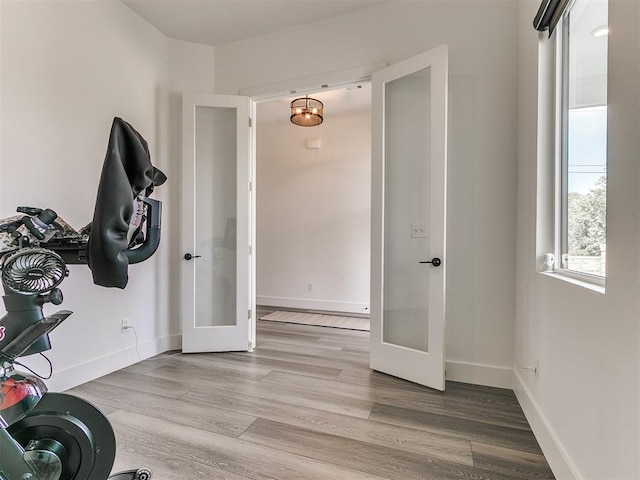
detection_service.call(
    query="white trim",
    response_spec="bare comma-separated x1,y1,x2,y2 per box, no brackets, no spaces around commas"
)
240,62,386,101
513,370,582,480
444,360,513,389
249,100,257,350
49,334,182,393
257,295,369,315
539,271,605,294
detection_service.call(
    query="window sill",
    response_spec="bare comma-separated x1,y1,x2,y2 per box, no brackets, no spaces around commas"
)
539,271,606,294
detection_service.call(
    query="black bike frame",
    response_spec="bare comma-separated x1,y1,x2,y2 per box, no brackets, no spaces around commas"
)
0,428,39,479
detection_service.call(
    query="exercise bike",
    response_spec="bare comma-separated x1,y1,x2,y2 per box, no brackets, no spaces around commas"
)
0,117,165,480
0,206,159,480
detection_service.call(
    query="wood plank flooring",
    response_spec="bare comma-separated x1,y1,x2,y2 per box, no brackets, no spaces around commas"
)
67,319,555,479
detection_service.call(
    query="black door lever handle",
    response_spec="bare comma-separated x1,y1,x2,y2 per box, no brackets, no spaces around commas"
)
420,257,442,267
184,253,202,261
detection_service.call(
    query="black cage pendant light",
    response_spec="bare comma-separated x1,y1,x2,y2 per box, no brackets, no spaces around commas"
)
290,96,324,127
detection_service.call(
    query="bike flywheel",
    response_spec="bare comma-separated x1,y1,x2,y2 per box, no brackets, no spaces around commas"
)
7,392,116,480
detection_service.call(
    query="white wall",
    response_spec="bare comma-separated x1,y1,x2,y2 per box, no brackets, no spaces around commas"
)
216,0,519,387
0,0,166,391
0,1,215,391
515,1,640,479
256,105,371,313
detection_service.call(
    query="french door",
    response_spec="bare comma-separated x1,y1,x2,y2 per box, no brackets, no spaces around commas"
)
370,46,448,390
180,48,447,378
181,94,255,353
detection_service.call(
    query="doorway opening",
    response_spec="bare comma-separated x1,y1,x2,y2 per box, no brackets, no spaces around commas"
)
254,84,372,336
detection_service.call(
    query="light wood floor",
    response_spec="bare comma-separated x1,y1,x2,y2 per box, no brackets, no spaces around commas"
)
67,319,555,479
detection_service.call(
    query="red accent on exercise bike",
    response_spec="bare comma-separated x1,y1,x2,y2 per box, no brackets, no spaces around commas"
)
0,378,34,410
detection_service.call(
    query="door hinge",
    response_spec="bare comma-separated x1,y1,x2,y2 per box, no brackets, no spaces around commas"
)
248,309,252,319
248,245,252,255
248,117,253,127
249,181,252,192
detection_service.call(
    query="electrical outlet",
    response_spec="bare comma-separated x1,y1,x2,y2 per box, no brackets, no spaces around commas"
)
534,355,540,379
121,318,132,332
308,283,314,292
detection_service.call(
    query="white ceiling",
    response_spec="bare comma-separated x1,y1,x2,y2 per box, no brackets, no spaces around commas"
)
122,0,387,47
121,1,379,119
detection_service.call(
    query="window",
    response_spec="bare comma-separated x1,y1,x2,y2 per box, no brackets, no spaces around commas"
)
556,0,608,278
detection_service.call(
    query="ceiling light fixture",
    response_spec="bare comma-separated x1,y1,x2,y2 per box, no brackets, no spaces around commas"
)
290,96,323,127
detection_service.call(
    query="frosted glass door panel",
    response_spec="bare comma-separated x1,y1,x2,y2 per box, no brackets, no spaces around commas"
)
195,106,237,327
383,68,431,353
370,46,447,390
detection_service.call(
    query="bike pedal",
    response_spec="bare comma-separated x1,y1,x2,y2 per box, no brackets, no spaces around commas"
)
135,468,151,480
108,468,151,480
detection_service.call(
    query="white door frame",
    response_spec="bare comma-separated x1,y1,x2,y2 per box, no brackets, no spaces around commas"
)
243,64,384,340
240,63,386,101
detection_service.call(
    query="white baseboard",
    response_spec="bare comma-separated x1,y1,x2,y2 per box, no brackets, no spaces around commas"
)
513,370,581,480
257,295,369,315
445,359,513,389
49,334,182,393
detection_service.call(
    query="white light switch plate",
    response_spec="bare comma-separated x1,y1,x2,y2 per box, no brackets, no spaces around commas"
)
411,223,427,238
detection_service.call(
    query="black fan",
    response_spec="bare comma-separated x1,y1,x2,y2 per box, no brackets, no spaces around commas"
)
1,248,68,293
